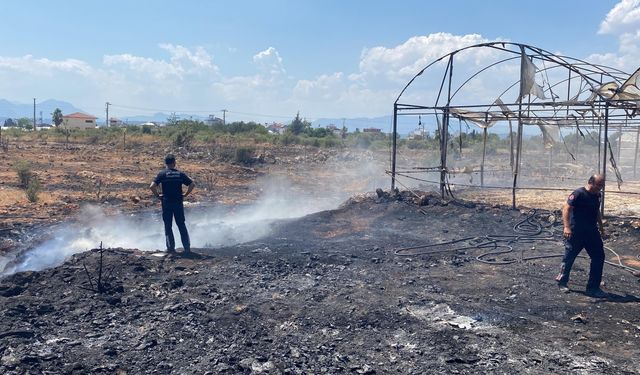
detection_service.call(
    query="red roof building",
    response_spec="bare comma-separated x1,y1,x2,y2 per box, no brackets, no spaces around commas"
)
61,112,98,130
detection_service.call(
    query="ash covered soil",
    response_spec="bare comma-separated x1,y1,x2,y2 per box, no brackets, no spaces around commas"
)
2,192,640,374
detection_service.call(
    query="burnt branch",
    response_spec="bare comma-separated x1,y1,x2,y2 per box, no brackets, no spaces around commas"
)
80,241,115,294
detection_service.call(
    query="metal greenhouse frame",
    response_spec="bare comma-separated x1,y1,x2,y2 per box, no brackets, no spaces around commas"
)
390,42,640,212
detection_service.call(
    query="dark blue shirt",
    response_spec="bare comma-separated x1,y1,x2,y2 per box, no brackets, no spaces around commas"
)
154,168,193,201
566,186,600,231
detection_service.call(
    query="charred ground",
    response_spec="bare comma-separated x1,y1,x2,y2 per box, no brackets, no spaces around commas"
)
1,191,640,374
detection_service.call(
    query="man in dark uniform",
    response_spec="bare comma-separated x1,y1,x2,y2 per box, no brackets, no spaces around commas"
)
556,174,607,298
150,154,195,254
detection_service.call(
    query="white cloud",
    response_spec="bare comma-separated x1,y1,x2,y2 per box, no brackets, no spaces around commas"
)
286,33,508,117
0,55,94,77
159,43,217,71
599,0,640,35
293,73,344,100
103,54,184,80
253,47,286,76
359,33,492,83
587,1,640,72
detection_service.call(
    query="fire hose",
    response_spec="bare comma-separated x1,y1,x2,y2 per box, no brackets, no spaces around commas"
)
394,208,640,275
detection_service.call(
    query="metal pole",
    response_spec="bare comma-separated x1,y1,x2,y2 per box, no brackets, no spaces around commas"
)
509,120,514,172
440,110,448,198
617,122,623,170
441,56,454,198
106,102,110,127
634,125,639,178
577,130,581,161
598,118,602,172
391,104,398,190
458,118,463,157
601,103,609,216
481,127,487,187
512,101,524,209
597,74,603,173
33,98,36,131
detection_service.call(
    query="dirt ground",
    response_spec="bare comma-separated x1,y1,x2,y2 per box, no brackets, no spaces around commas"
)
1,138,640,374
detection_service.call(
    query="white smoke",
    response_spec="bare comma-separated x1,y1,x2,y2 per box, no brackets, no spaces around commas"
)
0,175,350,277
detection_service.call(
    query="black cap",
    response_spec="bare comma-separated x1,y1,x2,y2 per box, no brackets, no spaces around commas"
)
164,154,176,165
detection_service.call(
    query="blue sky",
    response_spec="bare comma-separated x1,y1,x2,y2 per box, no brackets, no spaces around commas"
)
0,0,635,123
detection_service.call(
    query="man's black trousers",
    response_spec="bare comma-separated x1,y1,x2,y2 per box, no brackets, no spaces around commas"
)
161,199,190,251
558,229,604,290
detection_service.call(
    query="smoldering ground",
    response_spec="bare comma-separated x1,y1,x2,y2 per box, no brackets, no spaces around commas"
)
0,173,373,277
2,189,640,374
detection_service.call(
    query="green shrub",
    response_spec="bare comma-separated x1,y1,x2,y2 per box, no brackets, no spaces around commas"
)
172,128,194,148
355,134,372,149
279,133,299,146
13,160,32,187
321,137,340,148
234,147,255,164
86,134,101,144
406,139,427,150
25,178,41,202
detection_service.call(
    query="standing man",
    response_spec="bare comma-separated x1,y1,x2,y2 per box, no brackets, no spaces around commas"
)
556,174,607,297
150,154,195,254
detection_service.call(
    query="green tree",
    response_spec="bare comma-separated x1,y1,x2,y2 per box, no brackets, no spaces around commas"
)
17,117,33,130
52,108,63,127
287,112,310,135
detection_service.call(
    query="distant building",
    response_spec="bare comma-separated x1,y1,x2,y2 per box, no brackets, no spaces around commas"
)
109,117,123,127
62,112,98,130
206,115,224,126
324,124,340,135
36,123,53,130
408,128,425,140
363,128,382,133
266,122,286,134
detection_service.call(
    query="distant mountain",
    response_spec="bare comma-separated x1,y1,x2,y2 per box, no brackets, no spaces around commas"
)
0,99,85,123
116,113,209,124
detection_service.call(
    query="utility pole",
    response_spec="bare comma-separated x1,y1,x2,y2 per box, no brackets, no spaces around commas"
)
33,98,36,131
221,109,227,125
105,102,111,127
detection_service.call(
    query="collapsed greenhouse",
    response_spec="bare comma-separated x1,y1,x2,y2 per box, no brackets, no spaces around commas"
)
390,42,640,212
